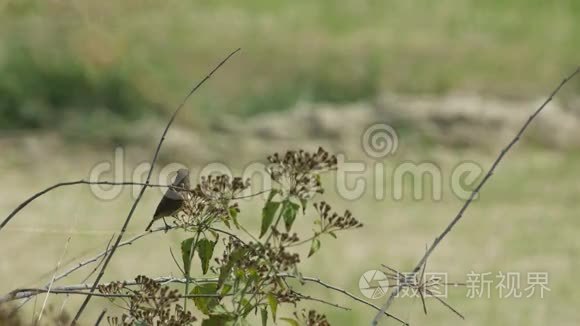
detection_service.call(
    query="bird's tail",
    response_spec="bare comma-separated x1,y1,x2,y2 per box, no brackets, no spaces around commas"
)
145,219,155,231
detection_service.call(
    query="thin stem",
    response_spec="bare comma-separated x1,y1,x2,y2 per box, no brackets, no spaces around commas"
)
232,188,271,200
264,196,289,243
38,236,71,323
285,274,407,325
169,247,187,276
0,181,188,231
71,48,241,324
10,288,220,299
94,309,107,326
371,67,580,325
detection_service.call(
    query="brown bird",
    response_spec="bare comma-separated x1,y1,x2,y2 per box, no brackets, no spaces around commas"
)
145,168,190,231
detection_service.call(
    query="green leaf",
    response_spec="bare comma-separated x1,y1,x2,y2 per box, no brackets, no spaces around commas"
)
280,318,300,326
181,237,197,275
260,201,280,238
191,283,219,315
228,206,240,229
261,308,268,326
245,267,260,285
328,231,337,239
308,238,321,257
219,283,232,297
240,298,254,316
267,293,278,322
282,201,300,232
197,238,217,275
222,217,231,229
201,314,234,326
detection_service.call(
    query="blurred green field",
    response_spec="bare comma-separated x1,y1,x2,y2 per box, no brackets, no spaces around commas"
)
1,0,579,141
1,0,580,325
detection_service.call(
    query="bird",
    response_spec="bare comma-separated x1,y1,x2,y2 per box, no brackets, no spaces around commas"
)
145,168,190,231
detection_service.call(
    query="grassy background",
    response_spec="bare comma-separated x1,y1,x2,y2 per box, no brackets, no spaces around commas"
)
1,0,580,325
1,0,579,140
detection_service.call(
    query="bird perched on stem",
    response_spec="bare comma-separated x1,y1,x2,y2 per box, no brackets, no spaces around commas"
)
145,168,190,231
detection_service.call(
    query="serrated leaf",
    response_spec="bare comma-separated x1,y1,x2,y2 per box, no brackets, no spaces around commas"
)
191,283,219,315
260,201,280,238
261,308,268,326
181,237,197,275
280,318,300,326
197,238,216,275
282,201,300,232
308,238,321,257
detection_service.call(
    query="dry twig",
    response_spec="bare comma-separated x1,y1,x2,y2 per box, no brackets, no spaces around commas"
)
3,274,405,324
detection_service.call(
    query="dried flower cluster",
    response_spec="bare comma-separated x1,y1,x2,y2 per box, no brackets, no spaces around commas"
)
313,201,364,231
293,309,331,326
94,148,361,325
99,276,196,326
174,174,250,229
197,175,250,201
268,147,337,200
275,289,301,304
271,229,301,247
215,238,300,278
